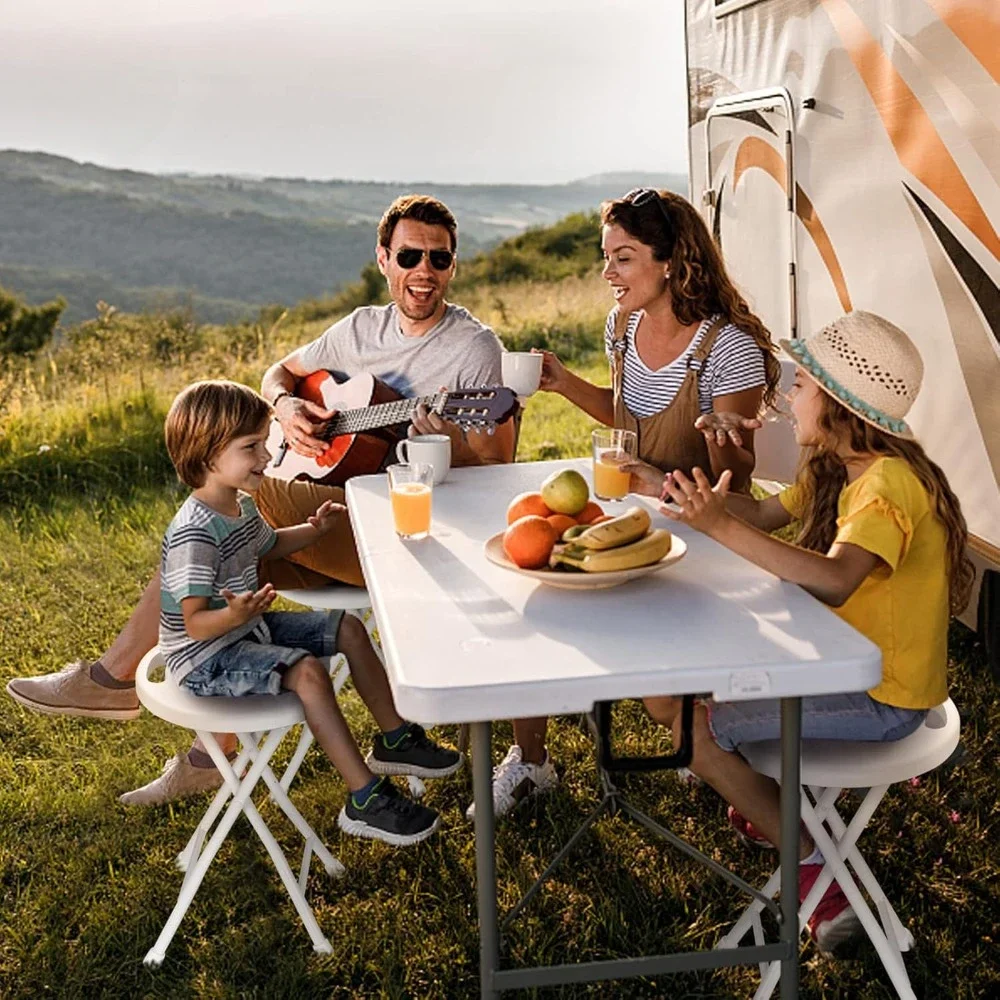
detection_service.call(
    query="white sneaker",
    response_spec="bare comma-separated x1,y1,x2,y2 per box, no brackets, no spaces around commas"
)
465,744,558,821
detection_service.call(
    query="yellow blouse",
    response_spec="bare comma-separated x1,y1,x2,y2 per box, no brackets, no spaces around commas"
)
779,457,949,709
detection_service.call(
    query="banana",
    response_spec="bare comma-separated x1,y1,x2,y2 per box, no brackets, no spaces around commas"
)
574,505,651,550
551,528,672,573
562,524,588,541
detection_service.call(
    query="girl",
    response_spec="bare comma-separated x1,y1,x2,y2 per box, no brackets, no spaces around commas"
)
641,310,973,954
469,188,779,821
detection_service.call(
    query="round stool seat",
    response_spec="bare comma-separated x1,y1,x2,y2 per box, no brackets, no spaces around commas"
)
276,585,371,611
136,649,305,732
740,699,960,788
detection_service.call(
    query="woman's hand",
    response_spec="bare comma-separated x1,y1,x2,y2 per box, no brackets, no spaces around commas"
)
694,411,762,449
618,458,668,497
533,348,570,394
659,467,732,534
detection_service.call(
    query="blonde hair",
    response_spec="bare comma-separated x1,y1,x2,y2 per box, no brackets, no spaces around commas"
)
600,190,781,409
795,393,974,615
165,380,271,489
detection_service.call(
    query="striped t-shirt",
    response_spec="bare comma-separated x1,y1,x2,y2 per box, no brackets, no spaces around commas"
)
159,492,277,681
604,310,766,418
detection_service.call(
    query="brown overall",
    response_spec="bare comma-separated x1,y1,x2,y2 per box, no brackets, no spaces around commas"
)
610,310,730,483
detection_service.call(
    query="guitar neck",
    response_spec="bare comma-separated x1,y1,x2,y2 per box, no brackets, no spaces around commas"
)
324,393,439,439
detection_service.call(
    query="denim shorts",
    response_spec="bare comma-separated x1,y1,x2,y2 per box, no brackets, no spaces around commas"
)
707,690,927,752
181,610,345,698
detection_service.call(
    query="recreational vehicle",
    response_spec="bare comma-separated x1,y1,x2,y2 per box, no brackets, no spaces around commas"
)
685,0,999,674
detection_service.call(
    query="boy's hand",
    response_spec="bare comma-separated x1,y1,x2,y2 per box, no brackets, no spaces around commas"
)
307,499,345,536
659,467,731,534
221,583,276,623
618,458,667,497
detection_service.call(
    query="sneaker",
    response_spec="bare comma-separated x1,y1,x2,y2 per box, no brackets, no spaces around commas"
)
465,744,558,821
366,723,463,779
119,751,225,806
337,778,439,846
727,805,776,849
6,661,140,721
799,862,864,956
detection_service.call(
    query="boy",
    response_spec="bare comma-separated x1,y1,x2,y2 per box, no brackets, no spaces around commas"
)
160,379,460,845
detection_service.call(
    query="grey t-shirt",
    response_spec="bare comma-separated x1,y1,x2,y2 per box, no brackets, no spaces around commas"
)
297,302,504,396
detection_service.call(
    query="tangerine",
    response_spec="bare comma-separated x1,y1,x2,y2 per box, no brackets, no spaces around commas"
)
506,491,552,524
576,500,606,525
546,513,578,537
589,514,614,525
503,515,558,569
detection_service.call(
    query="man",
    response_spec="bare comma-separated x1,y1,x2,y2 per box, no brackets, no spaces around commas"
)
7,194,514,804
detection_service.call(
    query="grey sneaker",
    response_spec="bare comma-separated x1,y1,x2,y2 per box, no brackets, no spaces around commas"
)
6,661,140,721
119,752,225,806
465,744,558,821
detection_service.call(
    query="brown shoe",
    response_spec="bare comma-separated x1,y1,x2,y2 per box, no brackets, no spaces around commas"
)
6,660,141,721
119,752,226,806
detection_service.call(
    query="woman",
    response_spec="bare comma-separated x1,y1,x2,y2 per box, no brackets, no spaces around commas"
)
467,188,780,822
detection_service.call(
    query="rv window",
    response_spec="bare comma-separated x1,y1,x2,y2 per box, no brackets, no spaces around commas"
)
714,0,768,16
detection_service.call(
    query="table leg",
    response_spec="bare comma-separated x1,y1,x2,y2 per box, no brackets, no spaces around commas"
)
471,721,499,1000
779,697,802,999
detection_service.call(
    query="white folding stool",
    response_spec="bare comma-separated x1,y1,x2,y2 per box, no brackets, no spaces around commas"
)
136,647,351,967
717,699,960,1000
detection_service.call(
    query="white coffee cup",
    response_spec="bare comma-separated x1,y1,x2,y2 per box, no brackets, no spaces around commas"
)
501,351,543,397
396,434,451,485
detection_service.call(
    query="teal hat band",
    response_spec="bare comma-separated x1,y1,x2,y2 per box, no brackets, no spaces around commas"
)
785,339,908,435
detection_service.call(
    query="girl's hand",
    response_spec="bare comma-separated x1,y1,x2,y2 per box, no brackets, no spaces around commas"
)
221,583,276,623
659,467,732,534
533,348,569,394
618,458,668,497
694,412,762,449
307,499,345,536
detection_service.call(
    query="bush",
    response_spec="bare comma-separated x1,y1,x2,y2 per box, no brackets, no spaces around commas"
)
0,285,64,356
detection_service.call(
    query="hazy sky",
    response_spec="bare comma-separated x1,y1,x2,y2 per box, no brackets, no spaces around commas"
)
0,0,689,185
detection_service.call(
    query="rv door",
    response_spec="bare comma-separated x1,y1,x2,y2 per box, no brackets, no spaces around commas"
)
705,88,798,484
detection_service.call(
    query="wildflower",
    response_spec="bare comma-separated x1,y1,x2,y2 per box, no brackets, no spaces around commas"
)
38,444,52,454
949,810,961,824
908,777,921,788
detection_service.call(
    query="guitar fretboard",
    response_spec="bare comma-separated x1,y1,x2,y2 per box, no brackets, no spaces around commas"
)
321,394,442,440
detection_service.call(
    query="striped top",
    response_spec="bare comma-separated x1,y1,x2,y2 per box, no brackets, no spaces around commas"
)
159,492,277,681
604,310,767,419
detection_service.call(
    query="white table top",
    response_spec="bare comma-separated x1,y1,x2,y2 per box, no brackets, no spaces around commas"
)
346,459,882,725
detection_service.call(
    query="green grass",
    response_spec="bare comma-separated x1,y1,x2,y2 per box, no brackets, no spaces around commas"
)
2,342,1000,999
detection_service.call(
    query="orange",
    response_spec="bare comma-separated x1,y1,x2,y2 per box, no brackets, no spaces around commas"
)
576,500,606,525
546,513,578,537
506,491,553,524
589,514,614,525
503,515,558,569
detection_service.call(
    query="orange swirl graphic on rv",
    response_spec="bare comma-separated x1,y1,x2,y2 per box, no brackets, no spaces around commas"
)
924,0,1000,85
732,136,853,312
820,0,1000,260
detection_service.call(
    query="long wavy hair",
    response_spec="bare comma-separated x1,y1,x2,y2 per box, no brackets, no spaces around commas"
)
601,190,781,409
795,392,974,614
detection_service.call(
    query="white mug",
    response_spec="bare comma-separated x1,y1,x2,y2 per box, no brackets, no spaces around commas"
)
396,434,451,485
501,351,543,397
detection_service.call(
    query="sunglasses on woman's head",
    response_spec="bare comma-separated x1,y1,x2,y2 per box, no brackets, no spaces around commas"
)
623,187,674,236
392,247,455,271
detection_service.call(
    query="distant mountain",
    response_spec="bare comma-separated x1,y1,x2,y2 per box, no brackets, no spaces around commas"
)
0,151,686,324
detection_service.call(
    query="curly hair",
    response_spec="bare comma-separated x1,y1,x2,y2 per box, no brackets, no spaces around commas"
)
601,190,781,410
795,392,974,615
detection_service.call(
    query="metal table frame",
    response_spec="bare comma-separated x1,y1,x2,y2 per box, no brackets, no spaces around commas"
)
469,700,803,998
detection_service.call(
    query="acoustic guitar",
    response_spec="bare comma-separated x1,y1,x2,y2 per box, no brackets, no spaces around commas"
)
264,370,518,486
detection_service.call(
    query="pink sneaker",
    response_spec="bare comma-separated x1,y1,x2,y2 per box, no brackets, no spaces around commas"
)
799,862,863,956
727,805,775,849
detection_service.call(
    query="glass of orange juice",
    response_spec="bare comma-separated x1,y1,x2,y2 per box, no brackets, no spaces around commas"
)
591,428,637,501
387,462,433,540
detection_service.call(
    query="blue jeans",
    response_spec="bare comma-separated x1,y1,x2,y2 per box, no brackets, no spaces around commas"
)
181,610,345,698
707,690,927,752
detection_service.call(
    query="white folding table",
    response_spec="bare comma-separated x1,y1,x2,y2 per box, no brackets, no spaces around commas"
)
346,458,881,999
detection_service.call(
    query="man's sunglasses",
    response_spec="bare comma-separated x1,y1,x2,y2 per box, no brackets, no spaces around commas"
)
392,247,455,271
623,187,674,237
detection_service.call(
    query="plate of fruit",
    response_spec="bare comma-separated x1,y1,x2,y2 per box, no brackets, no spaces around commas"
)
483,469,686,590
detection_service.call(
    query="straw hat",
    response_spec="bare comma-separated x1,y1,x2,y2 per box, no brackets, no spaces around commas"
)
779,311,923,440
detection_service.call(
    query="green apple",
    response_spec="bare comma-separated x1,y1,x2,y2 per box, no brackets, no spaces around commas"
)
540,469,589,516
